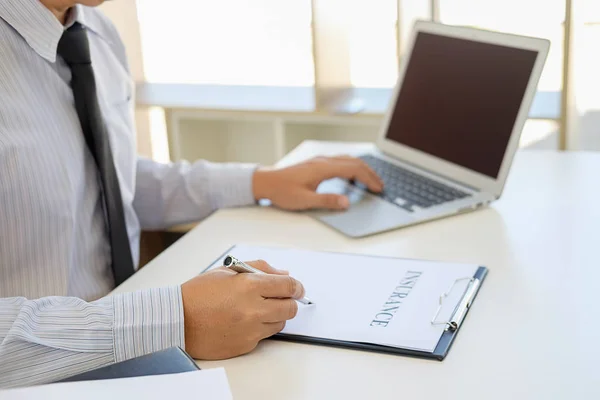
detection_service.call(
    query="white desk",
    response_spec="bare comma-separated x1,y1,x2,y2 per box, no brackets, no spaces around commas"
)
114,141,600,400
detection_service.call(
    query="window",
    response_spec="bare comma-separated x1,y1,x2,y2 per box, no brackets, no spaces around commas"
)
347,0,398,87
136,0,314,86
576,1,600,151
135,1,597,151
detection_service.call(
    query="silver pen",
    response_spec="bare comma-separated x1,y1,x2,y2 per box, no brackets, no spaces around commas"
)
223,255,313,305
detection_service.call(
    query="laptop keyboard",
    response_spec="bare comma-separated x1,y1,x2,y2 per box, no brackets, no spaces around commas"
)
358,155,471,212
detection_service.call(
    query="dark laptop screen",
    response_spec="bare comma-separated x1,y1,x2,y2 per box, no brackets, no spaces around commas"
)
385,31,539,178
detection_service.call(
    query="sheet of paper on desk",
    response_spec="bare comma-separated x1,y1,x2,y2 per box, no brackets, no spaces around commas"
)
207,245,478,352
0,369,232,400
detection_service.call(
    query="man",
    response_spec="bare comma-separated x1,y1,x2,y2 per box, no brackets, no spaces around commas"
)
0,0,383,388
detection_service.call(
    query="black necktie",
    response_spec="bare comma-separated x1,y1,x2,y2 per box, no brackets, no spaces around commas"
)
58,23,135,286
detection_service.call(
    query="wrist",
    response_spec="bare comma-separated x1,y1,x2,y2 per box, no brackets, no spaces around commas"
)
181,282,193,355
252,168,277,201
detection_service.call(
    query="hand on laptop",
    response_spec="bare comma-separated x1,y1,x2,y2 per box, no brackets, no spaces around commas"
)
253,156,383,211
181,260,305,360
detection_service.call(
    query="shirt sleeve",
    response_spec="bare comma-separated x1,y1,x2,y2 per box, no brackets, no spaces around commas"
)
133,157,257,230
0,287,185,389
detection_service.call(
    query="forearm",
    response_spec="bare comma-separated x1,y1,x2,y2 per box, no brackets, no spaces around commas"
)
134,157,257,230
0,287,184,388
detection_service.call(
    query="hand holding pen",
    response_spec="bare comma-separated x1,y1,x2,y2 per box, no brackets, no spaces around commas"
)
181,258,308,360
224,255,314,305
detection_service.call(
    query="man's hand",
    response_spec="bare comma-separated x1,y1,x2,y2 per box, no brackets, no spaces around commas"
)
181,260,304,360
252,156,384,211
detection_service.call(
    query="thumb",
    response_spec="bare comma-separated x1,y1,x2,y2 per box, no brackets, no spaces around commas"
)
306,193,350,210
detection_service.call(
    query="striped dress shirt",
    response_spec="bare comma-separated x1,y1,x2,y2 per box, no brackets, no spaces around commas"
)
0,0,256,388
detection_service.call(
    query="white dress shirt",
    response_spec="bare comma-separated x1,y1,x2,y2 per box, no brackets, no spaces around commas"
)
0,0,256,387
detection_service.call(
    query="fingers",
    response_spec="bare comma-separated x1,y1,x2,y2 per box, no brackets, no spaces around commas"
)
208,266,237,275
306,193,350,210
245,259,289,275
255,274,305,300
261,321,286,339
332,156,383,190
325,157,383,192
260,299,299,323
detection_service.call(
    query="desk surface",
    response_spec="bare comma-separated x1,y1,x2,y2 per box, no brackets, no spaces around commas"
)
114,141,599,400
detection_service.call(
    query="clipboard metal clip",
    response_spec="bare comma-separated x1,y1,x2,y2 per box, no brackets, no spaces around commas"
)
431,276,481,331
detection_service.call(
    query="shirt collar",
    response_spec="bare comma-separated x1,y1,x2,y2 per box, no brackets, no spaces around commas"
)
0,0,111,63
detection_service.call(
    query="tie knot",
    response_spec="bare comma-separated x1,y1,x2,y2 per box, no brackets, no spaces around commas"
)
57,22,92,65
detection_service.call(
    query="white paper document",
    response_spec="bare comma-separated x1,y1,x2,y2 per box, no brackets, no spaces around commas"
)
207,245,480,352
0,369,232,400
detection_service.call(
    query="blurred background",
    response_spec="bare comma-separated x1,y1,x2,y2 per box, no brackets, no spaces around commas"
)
101,0,599,167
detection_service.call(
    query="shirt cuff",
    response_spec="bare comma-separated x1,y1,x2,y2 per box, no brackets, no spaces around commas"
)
112,286,185,362
192,162,258,209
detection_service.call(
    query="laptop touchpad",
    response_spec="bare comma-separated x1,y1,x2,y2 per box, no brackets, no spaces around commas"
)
309,179,415,237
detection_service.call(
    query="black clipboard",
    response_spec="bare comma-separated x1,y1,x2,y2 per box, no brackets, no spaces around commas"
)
204,246,488,362
273,266,487,361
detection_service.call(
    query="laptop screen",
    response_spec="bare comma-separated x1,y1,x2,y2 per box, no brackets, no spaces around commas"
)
385,31,539,178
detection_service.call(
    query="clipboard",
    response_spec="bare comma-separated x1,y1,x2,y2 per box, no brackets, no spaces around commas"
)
272,266,487,361
204,245,488,362
58,347,199,382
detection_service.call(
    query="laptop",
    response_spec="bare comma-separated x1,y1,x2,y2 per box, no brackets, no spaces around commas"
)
309,21,550,238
